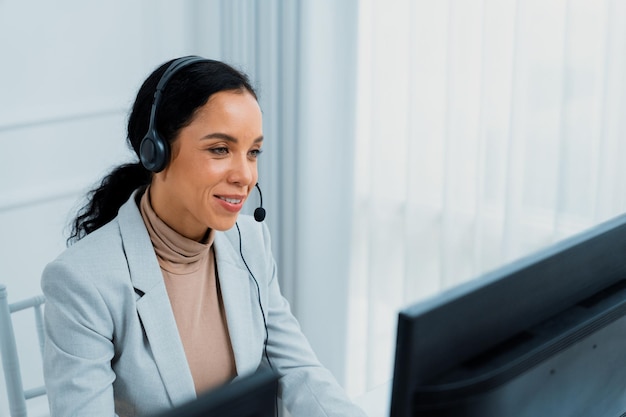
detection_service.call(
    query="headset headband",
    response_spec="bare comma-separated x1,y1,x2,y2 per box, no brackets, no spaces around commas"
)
147,55,209,134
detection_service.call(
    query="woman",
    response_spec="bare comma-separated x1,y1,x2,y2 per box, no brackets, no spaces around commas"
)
42,56,366,417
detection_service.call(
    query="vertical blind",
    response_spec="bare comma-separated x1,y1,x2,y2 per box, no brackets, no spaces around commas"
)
346,0,626,395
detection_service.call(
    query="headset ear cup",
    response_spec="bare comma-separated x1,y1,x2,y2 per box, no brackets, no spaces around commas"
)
140,130,169,173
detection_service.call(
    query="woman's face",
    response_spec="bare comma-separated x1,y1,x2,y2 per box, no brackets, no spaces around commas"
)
150,89,263,240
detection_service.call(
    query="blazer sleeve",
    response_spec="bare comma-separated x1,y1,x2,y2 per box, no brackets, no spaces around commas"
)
255,223,368,417
42,259,117,417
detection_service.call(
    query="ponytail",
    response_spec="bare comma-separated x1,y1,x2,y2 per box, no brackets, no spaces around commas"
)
67,163,151,245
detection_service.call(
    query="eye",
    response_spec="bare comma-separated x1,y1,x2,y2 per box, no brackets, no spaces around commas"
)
249,148,263,159
209,147,229,156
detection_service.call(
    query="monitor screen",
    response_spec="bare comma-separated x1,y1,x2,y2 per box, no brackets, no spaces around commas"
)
152,369,278,417
390,214,626,417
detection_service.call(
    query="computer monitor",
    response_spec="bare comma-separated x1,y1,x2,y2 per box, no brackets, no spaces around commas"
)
390,214,626,417
152,369,278,417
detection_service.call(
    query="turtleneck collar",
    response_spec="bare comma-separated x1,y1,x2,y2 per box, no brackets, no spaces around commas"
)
139,186,215,275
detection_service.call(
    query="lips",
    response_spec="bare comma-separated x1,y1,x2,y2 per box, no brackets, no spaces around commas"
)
217,196,242,204
214,194,246,213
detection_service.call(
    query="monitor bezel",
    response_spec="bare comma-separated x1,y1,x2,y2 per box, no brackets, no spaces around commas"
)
151,369,278,417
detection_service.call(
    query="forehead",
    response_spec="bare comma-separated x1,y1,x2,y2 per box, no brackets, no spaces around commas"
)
177,90,263,142
199,90,261,124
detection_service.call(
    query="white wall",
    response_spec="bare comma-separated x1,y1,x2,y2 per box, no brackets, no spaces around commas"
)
0,1,204,415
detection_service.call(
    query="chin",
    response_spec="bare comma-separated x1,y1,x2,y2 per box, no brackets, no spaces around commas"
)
210,217,239,232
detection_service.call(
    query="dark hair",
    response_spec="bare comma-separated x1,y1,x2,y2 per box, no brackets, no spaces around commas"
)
68,58,257,244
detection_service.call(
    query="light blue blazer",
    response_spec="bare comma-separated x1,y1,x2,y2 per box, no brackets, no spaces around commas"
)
42,191,366,417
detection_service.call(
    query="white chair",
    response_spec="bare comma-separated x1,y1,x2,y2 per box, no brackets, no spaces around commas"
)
0,284,46,417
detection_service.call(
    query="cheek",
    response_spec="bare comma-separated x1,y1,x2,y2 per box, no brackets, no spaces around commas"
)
190,160,225,184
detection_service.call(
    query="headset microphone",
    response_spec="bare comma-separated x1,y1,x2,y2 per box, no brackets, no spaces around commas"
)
254,183,266,222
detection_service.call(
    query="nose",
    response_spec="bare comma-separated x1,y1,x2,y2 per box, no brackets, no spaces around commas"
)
228,153,255,186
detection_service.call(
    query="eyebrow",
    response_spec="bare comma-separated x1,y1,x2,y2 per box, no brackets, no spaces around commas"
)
201,133,264,143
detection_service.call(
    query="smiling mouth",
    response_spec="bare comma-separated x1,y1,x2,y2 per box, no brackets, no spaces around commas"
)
217,196,242,204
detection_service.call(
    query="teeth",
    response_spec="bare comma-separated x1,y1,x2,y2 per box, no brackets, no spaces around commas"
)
219,196,242,204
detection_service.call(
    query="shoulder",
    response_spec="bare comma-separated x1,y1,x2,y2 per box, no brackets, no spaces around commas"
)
41,219,127,326
42,193,144,290
50,189,146,271
51,219,124,272
42,221,127,300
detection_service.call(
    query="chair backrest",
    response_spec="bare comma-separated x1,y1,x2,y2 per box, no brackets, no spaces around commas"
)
0,284,46,417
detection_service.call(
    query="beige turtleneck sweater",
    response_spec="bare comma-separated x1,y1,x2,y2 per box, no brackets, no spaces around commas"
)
139,188,236,394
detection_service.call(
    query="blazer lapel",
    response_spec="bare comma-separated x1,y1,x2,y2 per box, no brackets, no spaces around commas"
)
117,194,196,407
213,231,259,377
134,286,196,406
